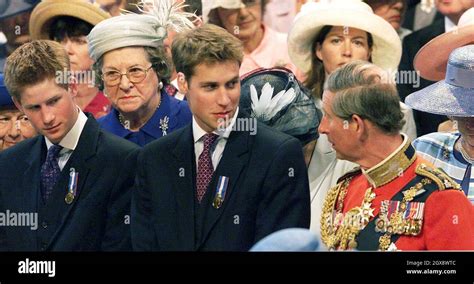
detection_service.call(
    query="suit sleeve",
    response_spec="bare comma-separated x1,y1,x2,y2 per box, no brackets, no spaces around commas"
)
423,190,474,250
397,35,417,102
254,137,311,243
100,148,139,251
131,149,158,251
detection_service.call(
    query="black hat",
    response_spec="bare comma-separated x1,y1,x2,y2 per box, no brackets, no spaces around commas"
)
240,67,321,146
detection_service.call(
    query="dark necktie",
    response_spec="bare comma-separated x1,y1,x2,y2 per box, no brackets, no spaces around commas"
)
196,133,218,203
41,144,63,202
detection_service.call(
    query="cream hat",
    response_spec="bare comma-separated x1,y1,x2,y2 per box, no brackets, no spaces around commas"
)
288,0,402,74
88,0,196,61
29,0,111,40
202,0,244,23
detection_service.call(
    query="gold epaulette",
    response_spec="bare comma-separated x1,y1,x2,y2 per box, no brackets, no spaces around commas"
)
415,163,461,191
336,166,362,184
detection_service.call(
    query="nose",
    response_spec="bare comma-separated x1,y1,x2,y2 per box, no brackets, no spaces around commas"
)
318,116,329,134
392,1,403,11
342,38,352,57
7,119,19,138
41,108,55,126
216,87,231,107
62,39,74,55
118,73,132,91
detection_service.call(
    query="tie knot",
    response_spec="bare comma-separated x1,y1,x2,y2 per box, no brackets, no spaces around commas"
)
202,133,218,149
47,144,63,159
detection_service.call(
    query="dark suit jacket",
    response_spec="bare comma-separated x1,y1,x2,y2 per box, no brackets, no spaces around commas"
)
0,115,139,251
398,18,447,136
132,118,311,251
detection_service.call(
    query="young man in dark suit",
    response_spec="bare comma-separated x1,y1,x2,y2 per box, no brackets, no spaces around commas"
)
131,24,311,251
0,40,139,251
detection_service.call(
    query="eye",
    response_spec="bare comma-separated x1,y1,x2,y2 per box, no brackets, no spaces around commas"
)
226,80,238,89
19,116,29,123
353,40,365,47
330,38,342,44
72,37,88,45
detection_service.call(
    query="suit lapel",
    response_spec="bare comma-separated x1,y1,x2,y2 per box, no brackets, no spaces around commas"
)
171,124,196,250
46,117,97,249
198,129,250,249
21,137,45,249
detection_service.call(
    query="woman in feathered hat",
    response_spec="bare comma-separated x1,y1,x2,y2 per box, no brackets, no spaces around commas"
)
87,0,194,146
407,8,474,204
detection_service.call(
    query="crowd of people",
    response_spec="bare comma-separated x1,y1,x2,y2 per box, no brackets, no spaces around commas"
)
0,0,473,251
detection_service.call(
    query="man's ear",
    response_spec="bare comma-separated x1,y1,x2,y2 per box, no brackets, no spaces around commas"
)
351,114,368,140
13,97,24,113
177,72,188,94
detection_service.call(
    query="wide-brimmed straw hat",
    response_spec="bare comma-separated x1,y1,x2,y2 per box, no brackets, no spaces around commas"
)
414,8,474,81
287,0,401,74
29,0,111,40
406,45,474,117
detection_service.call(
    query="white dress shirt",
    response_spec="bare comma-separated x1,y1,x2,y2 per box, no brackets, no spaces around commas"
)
45,109,88,170
192,107,239,170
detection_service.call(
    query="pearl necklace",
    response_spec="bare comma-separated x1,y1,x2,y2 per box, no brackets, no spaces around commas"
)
456,138,474,164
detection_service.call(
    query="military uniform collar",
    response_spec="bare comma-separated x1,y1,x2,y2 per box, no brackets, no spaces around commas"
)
362,134,417,188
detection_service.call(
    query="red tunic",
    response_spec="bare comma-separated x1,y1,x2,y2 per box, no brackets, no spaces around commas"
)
343,156,474,250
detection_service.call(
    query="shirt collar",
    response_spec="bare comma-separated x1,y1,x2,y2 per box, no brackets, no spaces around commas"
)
193,107,239,143
445,16,457,32
45,108,88,151
362,134,417,188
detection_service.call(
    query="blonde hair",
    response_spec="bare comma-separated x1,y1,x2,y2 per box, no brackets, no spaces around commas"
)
4,40,70,102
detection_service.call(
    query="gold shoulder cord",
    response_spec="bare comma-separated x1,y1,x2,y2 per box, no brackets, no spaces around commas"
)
321,177,376,250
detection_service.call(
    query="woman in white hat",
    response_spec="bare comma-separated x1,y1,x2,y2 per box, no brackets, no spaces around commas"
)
407,8,474,204
87,0,194,147
202,0,300,78
29,0,112,118
287,0,416,236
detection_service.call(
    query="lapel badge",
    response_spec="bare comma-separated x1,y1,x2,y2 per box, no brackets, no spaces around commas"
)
212,176,229,209
65,168,79,205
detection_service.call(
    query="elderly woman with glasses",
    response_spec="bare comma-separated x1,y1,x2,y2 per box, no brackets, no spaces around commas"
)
87,0,193,146
0,74,37,151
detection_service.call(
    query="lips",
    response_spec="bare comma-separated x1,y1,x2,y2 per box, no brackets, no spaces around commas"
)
120,96,137,100
44,124,60,133
214,111,231,118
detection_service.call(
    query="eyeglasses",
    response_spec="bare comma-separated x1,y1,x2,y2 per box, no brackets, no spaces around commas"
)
102,65,153,87
0,115,31,130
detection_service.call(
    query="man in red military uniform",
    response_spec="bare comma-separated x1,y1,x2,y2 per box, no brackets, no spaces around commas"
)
318,60,474,251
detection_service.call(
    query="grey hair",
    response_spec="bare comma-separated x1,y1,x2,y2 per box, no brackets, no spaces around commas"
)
325,60,405,134
92,46,171,90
